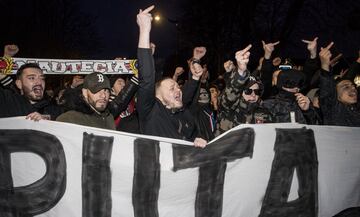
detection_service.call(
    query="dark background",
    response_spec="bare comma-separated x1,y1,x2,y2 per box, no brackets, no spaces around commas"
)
1,0,359,80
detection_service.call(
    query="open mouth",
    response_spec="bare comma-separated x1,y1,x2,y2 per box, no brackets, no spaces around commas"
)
174,95,181,101
32,86,43,95
348,90,357,98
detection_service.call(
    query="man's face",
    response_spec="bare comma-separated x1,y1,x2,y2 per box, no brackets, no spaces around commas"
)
242,83,260,103
82,88,110,112
16,68,45,104
156,79,183,109
336,80,357,105
112,78,126,96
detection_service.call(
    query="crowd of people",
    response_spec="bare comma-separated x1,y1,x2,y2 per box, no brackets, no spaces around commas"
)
1,5,359,148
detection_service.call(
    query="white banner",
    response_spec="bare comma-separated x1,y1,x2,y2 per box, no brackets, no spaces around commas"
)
0,57,137,74
0,117,359,217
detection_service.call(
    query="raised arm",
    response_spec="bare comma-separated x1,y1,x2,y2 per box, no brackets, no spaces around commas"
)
136,5,157,120
182,53,205,106
302,37,320,90
219,45,251,110
260,41,279,98
318,42,336,120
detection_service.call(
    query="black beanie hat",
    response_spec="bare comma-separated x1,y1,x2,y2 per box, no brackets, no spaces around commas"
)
276,69,305,89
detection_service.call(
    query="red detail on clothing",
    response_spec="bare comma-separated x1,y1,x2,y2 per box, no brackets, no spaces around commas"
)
114,99,135,127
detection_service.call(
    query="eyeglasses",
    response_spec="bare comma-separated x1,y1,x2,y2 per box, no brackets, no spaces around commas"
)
243,88,261,96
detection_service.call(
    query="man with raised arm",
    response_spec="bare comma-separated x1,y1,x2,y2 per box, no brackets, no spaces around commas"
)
318,42,360,126
0,45,62,121
136,5,207,148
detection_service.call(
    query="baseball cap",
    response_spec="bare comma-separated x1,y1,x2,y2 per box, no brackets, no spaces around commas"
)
241,75,264,96
83,72,111,93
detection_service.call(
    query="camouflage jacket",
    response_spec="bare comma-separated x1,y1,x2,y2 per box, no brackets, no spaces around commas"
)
215,69,273,136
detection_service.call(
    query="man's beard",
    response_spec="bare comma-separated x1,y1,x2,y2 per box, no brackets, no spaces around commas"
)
23,85,44,102
88,98,108,112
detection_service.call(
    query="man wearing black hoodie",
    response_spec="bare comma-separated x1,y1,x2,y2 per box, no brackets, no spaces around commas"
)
262,69,319,124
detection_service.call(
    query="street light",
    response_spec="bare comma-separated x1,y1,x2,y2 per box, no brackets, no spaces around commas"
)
154,14,161,22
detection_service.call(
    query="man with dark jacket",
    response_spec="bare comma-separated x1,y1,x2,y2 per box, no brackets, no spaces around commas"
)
318,42,360,126
56,72,116,130
136,5,206,147
263,69,319,124
0,63,62,120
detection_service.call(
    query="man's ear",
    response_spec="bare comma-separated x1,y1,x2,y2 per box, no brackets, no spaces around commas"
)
15,79,22,92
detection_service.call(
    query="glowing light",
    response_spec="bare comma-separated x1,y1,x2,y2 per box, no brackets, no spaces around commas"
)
154,15,161,21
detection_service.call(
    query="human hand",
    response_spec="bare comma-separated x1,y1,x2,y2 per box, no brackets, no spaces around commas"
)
4,44,19,57
319,42,334,72
262,40,279,59
235,44,252,73
302,37,318,59
174,66,184,76
137,5,154,34
26,112,51,122
223,60,235,73
173,67,184,81
193,47,207,60
190,61,204,80
295,93,310,111
150,42,156,55
193,137,207,148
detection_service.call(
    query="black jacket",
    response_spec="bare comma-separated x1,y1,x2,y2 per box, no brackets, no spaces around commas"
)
136,48,200,141
263,90,319,124
0,76,62,120
319,69,360,127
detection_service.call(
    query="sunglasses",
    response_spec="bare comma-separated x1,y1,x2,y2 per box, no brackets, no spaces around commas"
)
243,88,261,96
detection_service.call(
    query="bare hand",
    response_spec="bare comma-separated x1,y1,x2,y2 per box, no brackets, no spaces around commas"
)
295,93,310,111
26,112,51,122
174,66,184,76
137,5,154,33
190,61,204,80
193,47,207,60
223,60,235,72
262,41,279,59
319,42,334,71
193,137,207,148
302,37,318,59
4,44,19,57
235,44,252,73
150,42,156,55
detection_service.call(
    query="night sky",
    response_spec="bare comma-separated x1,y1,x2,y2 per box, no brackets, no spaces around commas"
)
77,0,182,59
1,0,183,59
1,0,359,75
